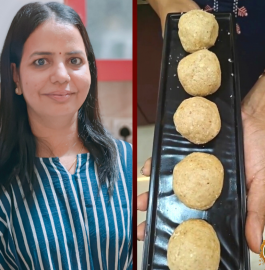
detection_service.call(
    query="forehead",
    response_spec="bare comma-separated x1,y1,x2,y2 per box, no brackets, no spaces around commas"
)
22,19,86,55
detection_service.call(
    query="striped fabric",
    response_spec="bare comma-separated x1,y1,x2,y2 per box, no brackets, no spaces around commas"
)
0,140,132,270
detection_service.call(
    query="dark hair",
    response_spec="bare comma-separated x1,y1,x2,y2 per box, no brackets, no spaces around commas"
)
0,2,118,195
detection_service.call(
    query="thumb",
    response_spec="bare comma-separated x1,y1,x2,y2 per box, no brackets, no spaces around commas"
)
245,179,265,254
137,192,149,211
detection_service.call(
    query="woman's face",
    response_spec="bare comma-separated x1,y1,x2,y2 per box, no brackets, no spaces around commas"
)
12,19,91,118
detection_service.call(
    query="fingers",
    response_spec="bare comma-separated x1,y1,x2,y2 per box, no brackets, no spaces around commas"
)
137,192,149,211
140,157,151,176
137,192,149,241
160,0,200,37
138,159,150,242
245,179,265,253
245,211,264,254
137,221,146,241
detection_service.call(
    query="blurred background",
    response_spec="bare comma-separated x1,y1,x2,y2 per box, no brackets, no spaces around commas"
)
0,0,132,144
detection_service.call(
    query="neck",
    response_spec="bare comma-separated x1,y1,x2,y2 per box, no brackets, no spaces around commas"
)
28,111,83,158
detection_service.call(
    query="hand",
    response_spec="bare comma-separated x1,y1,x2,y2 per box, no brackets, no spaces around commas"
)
150,0,200,35
242,76,265,254
137,158,151,241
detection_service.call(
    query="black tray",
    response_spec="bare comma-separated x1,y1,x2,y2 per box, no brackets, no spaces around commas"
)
141,13,250,270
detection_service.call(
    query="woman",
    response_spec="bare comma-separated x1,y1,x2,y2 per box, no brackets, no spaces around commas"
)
0,2,132,270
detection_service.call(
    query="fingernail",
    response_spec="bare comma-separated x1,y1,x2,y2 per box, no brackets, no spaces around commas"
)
140,166,144,175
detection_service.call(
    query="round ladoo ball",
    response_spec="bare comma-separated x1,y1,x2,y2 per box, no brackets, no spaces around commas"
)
173,97,221,144
178,10,219,53
167,219,220,270
177,49,221,96
173,152,224,210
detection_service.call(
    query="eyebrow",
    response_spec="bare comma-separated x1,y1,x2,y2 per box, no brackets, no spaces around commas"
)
29,50,86,58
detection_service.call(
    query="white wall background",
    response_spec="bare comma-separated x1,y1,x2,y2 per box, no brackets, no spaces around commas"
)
0,0,63,53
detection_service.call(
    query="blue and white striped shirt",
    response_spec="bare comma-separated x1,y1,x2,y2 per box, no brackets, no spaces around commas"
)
0,140,132,270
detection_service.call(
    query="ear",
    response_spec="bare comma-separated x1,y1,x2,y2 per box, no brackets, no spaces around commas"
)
11,63,19,84
11,63,22,95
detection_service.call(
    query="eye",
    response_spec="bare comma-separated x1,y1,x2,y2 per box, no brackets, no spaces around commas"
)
70,58,82,65
34,58,47,66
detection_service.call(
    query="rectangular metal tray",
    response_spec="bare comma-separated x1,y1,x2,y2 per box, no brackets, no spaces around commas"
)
142,13,250,270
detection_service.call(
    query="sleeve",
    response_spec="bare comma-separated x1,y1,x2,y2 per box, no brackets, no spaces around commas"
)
123,143,133,270
125,142,132,186
127,217,133,269
125,142,133,269
0,188,20,270
116,140,133,269
115,140,132,188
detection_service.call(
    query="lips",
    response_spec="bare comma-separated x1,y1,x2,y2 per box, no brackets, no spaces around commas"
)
44,90,75,102
46,90,74,96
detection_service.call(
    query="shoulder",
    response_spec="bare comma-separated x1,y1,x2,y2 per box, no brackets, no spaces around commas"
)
114,139,132,168
114,139,132,182
0,185,13,232
0,185,13,212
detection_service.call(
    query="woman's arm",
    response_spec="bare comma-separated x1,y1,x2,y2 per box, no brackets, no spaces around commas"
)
146,0,200,34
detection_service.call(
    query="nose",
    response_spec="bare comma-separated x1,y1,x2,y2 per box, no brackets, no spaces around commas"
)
50,62,70,84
